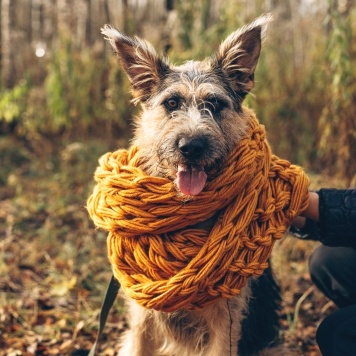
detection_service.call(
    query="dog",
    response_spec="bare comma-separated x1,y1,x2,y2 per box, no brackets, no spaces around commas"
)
101,14,286,356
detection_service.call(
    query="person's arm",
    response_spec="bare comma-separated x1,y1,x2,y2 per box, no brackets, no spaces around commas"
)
290,189,356,247
301,191,319,221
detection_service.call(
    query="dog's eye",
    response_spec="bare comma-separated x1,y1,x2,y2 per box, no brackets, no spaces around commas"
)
165,98,179,110
203,99,227,115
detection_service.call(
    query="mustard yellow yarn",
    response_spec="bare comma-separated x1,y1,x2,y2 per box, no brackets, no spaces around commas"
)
87,114,309,312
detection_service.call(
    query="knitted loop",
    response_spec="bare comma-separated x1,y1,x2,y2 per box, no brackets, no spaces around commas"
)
87,114,310,312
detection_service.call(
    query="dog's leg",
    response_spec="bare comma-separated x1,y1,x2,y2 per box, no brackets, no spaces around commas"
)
202,285,251,356
118,299,156,356
238,264,286,356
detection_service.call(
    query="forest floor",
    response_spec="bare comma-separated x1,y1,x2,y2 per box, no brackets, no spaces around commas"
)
0,135,347,356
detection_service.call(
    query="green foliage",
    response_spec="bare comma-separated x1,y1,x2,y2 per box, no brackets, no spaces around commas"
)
0,80,28,123
317,3,356,181
44,39,70,132
43,36,133,137
174,0,248,62
1,36,134,143
176,0,196,49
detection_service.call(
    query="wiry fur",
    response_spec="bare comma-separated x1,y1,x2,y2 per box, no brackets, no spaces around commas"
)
119,285,251,356
102,14,292,355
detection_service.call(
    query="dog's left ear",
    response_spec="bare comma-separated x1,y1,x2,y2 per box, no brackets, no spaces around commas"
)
213,13,272,99
101,25,169,103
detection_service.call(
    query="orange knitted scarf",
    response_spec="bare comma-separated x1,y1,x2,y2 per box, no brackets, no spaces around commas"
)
87,115,309,312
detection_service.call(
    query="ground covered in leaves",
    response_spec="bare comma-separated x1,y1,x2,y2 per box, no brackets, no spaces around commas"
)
0,135,345,355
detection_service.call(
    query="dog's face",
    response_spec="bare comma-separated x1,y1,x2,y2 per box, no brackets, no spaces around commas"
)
102,14,271,196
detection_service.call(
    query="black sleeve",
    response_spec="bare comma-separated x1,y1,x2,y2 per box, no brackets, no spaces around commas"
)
318,189,356,247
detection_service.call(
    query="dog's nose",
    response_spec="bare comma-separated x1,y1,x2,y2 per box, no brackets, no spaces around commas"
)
178,137,205,158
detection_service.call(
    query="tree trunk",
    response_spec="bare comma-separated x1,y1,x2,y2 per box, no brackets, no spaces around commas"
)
1,0,12,87
76,0,89,48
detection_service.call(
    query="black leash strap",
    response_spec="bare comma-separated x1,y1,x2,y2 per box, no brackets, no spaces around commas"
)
89,275,120,356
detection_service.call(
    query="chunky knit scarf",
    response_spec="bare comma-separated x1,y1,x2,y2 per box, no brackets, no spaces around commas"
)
87,113,309,312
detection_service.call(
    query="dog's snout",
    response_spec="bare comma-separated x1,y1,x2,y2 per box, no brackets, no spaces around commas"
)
178,137,205,158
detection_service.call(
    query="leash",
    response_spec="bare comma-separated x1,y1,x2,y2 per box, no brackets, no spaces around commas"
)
89,275,120,356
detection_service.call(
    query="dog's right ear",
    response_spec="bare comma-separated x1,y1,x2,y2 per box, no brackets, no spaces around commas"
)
101,25,169,103
212,14,272,100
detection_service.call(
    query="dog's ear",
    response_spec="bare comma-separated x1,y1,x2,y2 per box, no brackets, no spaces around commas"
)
101,25,169,103
213,14,272,99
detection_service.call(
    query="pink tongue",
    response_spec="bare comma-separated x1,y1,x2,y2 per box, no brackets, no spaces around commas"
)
177,165,207,196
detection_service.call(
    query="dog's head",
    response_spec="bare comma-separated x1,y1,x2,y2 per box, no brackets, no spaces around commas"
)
102,14,272,196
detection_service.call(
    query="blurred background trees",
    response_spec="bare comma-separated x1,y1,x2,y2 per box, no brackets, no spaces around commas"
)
0,0,355,183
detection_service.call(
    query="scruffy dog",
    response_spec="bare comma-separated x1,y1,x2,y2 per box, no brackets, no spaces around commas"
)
102,14,285,356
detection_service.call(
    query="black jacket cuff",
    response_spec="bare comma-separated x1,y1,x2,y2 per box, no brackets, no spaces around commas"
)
318,189,356,247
